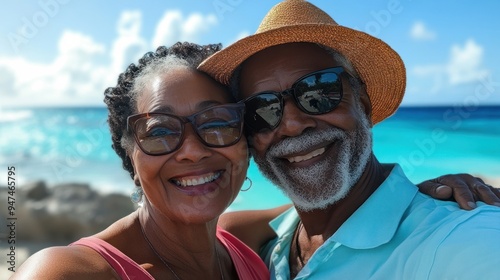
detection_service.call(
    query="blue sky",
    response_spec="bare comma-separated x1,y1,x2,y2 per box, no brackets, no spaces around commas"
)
1,0,499,108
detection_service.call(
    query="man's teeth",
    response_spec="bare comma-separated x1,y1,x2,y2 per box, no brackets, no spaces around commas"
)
287,147,326,163
174,172,221,187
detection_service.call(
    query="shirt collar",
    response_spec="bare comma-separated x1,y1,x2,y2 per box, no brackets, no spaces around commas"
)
269,164,418,249
269,206,300,238
331,164,417,248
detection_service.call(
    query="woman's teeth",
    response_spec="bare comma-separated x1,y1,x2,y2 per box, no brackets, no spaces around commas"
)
286,147,326,163
173,171,221,187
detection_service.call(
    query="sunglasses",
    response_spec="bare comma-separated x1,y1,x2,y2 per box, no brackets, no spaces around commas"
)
127,103,245,156
241,67,352,133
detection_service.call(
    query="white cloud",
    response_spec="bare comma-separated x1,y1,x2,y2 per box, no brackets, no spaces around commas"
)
1,9,219,108
412,39,489,93
152,11,217,48
53,31,107,98
0,64,17,97
447,39,488,85
0,30,108,107
410,21,436,41
110,11,148,77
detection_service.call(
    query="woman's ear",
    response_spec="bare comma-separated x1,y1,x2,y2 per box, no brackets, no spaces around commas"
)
128,153,141,186
134,174,141,187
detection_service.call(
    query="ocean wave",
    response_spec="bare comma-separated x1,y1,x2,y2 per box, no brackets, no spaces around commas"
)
0,110,33,123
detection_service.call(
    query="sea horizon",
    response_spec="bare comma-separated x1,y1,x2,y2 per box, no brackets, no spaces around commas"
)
1,105,499,211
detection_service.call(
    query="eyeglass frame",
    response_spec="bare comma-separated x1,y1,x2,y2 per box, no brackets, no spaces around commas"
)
127,103,246,156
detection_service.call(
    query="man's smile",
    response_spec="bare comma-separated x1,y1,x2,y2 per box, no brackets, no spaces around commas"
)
286,147,326,163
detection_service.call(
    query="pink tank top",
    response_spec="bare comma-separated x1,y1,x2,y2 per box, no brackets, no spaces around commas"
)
71,227,269,280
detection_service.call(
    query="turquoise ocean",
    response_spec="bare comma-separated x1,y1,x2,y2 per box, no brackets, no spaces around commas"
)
1,106,499,211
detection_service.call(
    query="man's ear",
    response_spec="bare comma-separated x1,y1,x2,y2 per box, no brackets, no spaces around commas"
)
359,85,373,124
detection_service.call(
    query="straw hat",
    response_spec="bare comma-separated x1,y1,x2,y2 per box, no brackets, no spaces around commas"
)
198,0,406,124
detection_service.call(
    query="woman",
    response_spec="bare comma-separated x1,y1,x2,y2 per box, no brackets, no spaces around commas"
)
12,42,498,280
12,42,269,280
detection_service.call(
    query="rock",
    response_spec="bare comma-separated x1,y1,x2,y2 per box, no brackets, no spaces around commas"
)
52,183,96,201
0,181,136,243
24,181,50,201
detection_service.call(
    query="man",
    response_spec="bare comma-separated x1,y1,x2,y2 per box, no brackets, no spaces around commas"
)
200,0,500,279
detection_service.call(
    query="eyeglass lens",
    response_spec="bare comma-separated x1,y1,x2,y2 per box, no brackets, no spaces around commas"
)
130,104,244,155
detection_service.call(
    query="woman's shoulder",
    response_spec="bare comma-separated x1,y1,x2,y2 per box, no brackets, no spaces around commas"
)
11,212,139,279
11,245,118,280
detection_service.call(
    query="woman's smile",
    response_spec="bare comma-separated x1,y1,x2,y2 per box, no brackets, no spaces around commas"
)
170,170,223,187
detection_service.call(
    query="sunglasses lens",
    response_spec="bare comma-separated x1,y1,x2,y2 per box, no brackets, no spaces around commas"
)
194,105,244,147
244,93,282,132
242,68,345,134
295,72,342,114
133,115,182,155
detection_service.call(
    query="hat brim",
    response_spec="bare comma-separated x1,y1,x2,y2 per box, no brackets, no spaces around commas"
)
199,24,406,124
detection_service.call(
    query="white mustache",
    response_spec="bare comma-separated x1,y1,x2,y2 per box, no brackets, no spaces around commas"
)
267,127,346,157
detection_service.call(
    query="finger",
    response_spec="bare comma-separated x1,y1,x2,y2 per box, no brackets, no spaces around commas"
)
458,175,500,205
437,173,475,187
448,183,477,210
416,181,452,200
435,174,479,209
491,185,500,198
435,185,453,199
474,183,500,206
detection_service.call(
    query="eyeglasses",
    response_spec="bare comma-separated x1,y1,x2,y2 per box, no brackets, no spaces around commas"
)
127,103,245,156
241,67,352,133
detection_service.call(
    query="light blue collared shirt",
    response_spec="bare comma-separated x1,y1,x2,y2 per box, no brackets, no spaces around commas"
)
260,164,500,279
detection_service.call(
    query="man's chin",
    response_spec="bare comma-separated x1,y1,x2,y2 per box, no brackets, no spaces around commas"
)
286,187,349,212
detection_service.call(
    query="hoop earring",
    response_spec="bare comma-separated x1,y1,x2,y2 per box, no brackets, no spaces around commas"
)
241,177,252,192
131,187,143,205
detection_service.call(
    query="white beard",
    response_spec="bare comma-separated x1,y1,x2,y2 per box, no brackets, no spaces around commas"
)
252,106,372,211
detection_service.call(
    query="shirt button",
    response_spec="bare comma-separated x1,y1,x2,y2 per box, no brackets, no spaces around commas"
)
275,244,281,251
